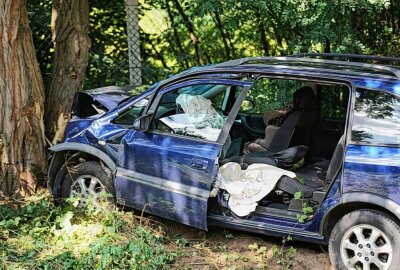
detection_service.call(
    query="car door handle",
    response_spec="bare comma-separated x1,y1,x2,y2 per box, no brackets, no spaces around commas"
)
191,159,208,170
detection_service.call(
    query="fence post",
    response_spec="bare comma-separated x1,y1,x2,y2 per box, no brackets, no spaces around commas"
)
125,0,142,86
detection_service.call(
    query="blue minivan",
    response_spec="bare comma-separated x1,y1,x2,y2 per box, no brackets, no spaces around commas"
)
48,54,400,269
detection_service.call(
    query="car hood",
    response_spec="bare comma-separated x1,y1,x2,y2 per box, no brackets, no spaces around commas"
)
71,85,133,118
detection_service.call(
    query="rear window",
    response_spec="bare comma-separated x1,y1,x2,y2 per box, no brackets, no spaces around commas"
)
352,88,400,145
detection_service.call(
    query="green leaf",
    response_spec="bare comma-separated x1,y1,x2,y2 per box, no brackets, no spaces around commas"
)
294,191,303,200
303,206,314,214
296,214,307,223
248,243,258,251
105,226,116,234
56,211,74,229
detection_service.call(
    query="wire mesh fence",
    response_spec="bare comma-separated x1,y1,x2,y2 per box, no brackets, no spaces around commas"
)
28,1,142,90
27,1,248,90
28,2,54,89
27,0,400,92
27,1,236,90
125,1,142,87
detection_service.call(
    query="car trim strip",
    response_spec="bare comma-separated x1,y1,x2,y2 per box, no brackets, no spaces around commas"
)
116,167,210,201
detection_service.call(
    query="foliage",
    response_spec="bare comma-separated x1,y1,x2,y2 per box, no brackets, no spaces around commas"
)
85,0,130,89
0,193,175,269
28,0,400,91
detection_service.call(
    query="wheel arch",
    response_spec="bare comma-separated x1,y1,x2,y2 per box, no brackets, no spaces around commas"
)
48,142,116,194
321,192,400,239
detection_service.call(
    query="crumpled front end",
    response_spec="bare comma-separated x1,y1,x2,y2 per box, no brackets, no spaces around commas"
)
71,86,132,118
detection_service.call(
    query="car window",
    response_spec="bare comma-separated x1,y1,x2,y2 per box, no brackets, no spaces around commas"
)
352,88,400,145
152,84,239,141
244,78,303,113
320,85,349,119
113,97,149,125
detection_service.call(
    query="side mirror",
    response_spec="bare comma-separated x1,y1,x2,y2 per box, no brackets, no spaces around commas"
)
133,113,153,131
240,99,255,113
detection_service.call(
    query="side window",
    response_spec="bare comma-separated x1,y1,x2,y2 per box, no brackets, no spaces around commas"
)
113,97,149,125
152,84,239,141
352,88,400,145
244,78,303,113
320,85,349,119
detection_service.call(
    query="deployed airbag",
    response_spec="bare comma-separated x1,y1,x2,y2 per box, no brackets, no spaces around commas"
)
218,163,296,216
175,94,224,128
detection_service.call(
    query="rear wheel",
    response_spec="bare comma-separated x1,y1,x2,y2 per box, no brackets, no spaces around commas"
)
329,209,400,270
59,161,115,206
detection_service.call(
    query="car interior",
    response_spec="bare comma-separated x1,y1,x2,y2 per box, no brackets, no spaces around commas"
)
212,77,350,218
116,77,350,219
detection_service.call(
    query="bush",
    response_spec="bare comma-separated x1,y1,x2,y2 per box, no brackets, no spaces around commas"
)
0,192,176,270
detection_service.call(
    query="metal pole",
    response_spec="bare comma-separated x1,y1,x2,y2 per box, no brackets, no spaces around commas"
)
125,0,142,86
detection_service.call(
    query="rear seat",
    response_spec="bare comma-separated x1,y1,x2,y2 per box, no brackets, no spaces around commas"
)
276,135,345,198
220,145,308,170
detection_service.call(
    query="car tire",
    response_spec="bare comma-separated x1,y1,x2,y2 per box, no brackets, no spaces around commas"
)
329,209,400,270
59,161,115,205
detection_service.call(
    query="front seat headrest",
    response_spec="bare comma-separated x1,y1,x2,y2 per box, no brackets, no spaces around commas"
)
292,86,316,111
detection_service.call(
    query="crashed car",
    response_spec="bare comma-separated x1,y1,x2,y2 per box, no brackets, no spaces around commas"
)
48,54,400,270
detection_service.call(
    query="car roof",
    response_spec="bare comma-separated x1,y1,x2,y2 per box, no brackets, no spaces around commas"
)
184,54,400,95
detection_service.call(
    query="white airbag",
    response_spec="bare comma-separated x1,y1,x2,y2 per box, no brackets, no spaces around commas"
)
218,162,296,216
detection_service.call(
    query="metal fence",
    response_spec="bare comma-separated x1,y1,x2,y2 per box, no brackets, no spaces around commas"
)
28,0,143,90
28,5,54,88
125,0,142,86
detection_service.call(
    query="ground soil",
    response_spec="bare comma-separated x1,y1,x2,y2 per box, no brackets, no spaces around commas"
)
163,221,333,270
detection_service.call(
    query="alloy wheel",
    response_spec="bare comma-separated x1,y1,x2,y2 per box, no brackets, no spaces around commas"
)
70,174,107,206
340,224,393,270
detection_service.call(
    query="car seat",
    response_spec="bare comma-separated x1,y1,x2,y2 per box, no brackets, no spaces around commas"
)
245,86,319,153
276,135,345,198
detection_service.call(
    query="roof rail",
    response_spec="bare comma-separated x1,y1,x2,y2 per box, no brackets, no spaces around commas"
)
214,56,400,79
290,53,400,64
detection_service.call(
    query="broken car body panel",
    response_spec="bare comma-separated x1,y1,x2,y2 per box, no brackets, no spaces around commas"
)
114,79,253,229
49,57,400,243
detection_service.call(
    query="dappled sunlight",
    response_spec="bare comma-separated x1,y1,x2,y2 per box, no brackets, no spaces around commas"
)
0,192,174,269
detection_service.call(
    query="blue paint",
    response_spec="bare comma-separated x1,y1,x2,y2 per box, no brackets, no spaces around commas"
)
343,144,400,203
52,60,400,243
115,130,221,229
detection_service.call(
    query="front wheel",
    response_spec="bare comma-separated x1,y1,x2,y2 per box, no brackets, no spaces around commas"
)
59,161,115,206
329,209,400,270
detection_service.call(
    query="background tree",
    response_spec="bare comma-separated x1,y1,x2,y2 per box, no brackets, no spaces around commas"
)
45,0,91,144
29,0,400,90
0,0,46,196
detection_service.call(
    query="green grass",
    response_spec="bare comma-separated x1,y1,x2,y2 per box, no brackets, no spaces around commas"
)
0,192,326,270
0,193,176,270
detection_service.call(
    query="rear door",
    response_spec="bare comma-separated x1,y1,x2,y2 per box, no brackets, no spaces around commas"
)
114,79,252,230
343,88,400,201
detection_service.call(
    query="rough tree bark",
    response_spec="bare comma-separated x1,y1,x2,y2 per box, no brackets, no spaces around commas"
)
45,0,90,145
0,0,46,196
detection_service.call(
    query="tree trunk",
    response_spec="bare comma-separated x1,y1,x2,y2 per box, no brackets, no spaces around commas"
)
150,39,169,69
256,13,269,56
171,0,204,66
390,0,399,34
0,0,46,196
165,0,189,69
214,11,231,59
324,38,331,53
45,0,90,144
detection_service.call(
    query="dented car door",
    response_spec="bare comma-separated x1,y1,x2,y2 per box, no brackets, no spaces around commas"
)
114,79,252,230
